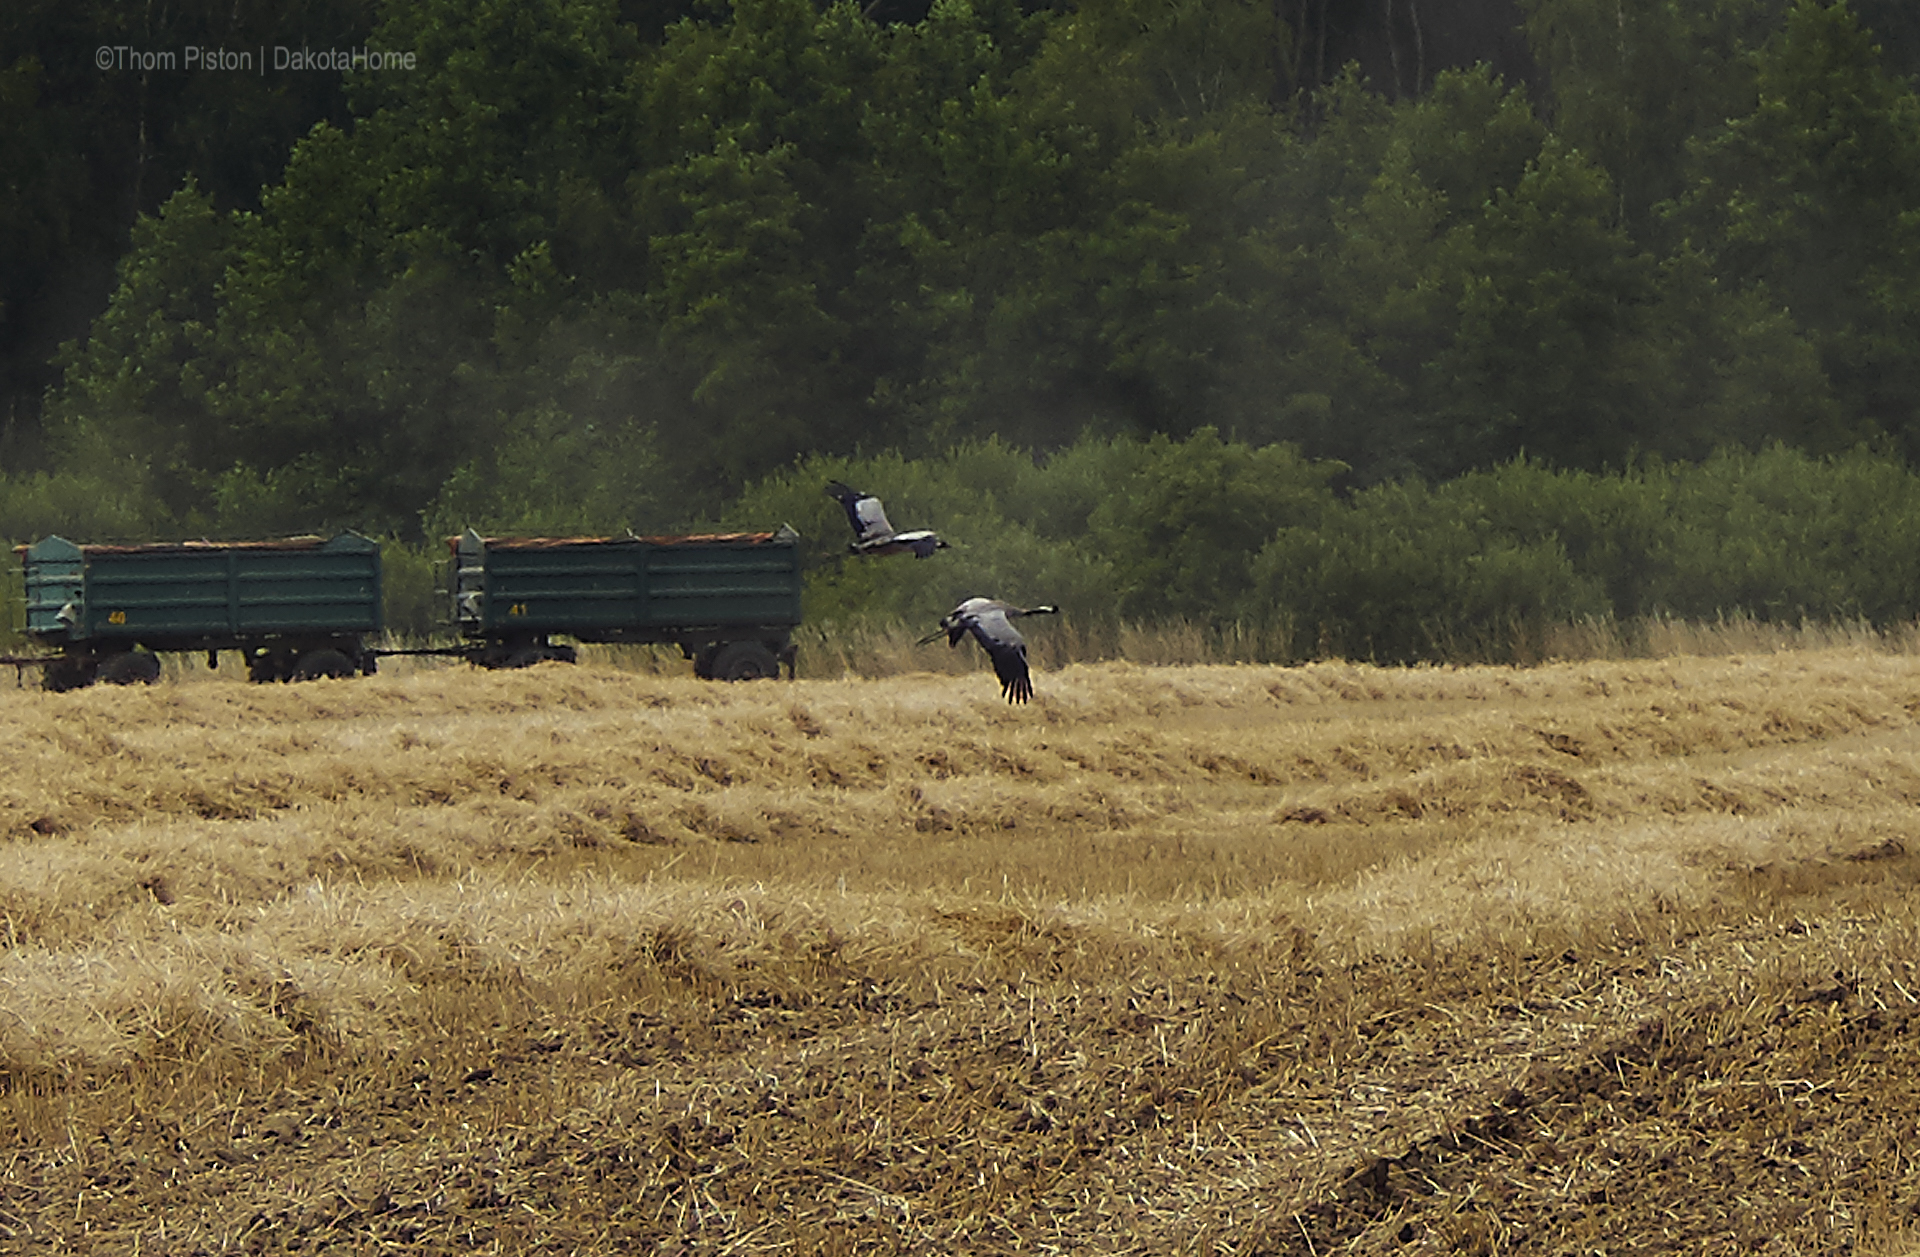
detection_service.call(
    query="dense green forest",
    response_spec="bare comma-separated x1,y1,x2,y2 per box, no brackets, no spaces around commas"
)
7,0,1920,657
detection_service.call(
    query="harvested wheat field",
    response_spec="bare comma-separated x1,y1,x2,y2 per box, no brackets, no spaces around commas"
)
5,647,1920,1255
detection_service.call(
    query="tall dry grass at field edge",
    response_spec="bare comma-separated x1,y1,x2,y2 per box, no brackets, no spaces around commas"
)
792,610,1920,678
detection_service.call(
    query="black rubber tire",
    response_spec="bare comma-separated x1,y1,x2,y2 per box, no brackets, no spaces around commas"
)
98,651,161,686
709,640,780,681
293,648,355,681
42,658,97,692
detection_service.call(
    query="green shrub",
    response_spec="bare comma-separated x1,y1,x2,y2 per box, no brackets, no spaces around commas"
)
1252,478,1606,663
1086,429,1343,621
1440,457,1675,619
1650,445,1920,622
1250,444,1920,662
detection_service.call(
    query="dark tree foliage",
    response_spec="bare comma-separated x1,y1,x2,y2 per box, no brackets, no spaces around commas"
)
1670,0,1920,454
0,0,376,469
1306,0,1540,101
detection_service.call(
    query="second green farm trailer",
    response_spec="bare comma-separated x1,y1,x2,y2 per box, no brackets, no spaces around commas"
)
449,527,803,679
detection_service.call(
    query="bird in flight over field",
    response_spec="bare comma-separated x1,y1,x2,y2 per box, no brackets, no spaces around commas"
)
918,597,1058,703
826,481,949,558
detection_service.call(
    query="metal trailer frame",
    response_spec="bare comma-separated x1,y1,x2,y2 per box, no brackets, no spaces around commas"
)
447,526,803,679
10,533,384,690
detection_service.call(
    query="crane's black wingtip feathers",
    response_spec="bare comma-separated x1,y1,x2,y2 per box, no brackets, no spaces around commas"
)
989,645,1033,703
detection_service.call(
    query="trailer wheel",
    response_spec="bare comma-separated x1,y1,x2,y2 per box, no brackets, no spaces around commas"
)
248,651,288,683
294,648,355,680
99,651,161,686
42,657,97,692
709,640,780,681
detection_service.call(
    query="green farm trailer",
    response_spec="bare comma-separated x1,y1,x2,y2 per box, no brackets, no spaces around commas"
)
13,533,382,690
449,527,803,679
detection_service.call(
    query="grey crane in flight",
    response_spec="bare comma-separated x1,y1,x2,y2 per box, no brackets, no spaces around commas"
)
826,481,949,558
918,596,1058,703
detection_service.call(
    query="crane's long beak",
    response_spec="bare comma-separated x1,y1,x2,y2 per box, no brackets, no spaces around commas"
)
915,629,944,646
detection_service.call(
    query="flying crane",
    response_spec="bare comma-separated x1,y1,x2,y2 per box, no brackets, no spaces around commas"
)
918,597,1058,703
825,481,949,558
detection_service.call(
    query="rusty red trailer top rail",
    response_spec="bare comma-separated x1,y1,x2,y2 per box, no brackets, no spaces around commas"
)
449,531,781,551
12,535,336,558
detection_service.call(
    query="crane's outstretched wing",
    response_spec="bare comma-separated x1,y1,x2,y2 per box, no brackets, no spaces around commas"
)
963,607,1034,704
825,481,896,544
